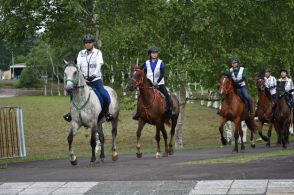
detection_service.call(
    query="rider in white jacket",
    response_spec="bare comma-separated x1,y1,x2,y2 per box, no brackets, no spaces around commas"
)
64,34,113,122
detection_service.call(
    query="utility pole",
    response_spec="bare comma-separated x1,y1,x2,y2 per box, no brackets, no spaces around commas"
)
11,49,15,79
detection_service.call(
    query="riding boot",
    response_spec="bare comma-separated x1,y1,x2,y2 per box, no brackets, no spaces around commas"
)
103,100,113,122
132,111,140,120
248,100,255,117
63,113,72,122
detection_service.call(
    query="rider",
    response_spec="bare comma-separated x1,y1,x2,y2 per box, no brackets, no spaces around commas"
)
63,34,113,122
229,56,255,116
133,46,175,120
264,68,277,105
278,69,294,107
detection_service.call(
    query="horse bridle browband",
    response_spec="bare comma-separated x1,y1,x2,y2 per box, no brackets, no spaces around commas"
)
65,64,85,88
220,76,234,94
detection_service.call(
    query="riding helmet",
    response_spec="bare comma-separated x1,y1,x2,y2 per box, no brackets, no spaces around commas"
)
83,34,95,43
231,56,239,64
148,46,159,55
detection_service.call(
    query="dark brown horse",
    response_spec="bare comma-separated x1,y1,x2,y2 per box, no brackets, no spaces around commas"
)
129,66,180,158
256,78,276,147
274,81,291,148
218,72,268,152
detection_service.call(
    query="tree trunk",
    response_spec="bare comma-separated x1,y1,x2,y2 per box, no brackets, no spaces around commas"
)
175,90,186,149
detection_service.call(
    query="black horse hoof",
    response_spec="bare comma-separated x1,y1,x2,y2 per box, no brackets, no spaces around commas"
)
251,143,256,148
266,143,271,148
136,153,142,158
70,159,78,166
221,138,227,145
241,145,245,150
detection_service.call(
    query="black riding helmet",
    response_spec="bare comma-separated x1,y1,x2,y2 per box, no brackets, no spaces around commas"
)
280,68,288,75
148,46,159,55
231,56,239,64
83,34,95,43
264,68,271,73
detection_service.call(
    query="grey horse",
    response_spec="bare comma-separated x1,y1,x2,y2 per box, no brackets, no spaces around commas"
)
64,60,119,166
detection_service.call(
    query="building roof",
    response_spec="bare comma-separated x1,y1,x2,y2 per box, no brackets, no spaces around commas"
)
10,63,26,69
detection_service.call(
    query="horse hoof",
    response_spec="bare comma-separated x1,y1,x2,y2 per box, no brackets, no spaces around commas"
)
266,143,271,148
156,152,161,159
251,143,256,148
100,158,105,162
221,138,227,145
168,150,174,155
70,159,78,166
136,153,142,158
162,152,168,157
241,145,245,150
112,154,119,161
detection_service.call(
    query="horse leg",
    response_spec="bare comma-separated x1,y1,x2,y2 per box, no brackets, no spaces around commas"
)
160,123,168,157
245,118,256,148
267,122,272,147
89,128,98,166
168,117,177,155
155,123,161,159
219,117,228,145
97,123,105,162
136,119,145,158
111,117,118,161
233,119,241,152
281,121,287,149
68,123,79,166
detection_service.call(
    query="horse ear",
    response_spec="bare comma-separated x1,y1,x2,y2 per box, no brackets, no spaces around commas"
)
64,59,69,65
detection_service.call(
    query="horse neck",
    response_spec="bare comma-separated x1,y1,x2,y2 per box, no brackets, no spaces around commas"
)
139,77,155,102
258,90,271,108
72,75,89,102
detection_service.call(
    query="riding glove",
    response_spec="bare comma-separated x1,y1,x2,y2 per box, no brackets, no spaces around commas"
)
87,75,96,81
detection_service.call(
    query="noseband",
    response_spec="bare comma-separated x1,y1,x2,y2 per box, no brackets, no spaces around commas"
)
131,68,145,89
220,76,233,94
65,65,84,88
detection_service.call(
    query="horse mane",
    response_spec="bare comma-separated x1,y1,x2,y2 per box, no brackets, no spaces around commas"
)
219,71,232,79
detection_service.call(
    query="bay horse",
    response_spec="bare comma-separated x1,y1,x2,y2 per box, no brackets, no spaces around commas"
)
256,78,276,147
64,60,119,166
129,66,180,158
274,81,291,148
218,72,268,152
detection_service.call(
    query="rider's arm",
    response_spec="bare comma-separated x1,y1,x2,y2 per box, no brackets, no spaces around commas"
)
142,62,147,74
76,51,82,69
156,61,165,83
94,50,104,77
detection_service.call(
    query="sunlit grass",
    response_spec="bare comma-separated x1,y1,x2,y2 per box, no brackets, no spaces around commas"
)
0,96,291,163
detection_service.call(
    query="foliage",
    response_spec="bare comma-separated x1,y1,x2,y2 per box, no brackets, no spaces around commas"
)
1,0,294,90
18,66,42,88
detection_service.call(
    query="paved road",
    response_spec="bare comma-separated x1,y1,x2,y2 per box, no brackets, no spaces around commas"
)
0,146,294,194
1,180,294,194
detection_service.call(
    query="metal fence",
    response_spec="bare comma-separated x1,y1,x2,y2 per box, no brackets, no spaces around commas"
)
0,107,26,159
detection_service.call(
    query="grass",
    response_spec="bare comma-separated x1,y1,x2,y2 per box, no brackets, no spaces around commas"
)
0,96,292,163
177,149,294,165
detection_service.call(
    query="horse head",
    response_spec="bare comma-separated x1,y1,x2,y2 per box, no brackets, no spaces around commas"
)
219,71,234,99
129,65,146,91
256,78,266,91
276,81,286,98
64,60,85,93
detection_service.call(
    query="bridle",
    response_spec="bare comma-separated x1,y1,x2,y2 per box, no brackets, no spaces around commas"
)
220,76,234,95
131,68,153,90
257,78,266,91
65,65,85,89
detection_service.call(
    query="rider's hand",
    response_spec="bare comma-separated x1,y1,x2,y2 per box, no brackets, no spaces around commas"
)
153,81,159,88
87,75,96,81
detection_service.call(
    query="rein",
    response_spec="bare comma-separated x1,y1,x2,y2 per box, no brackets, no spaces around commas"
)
131,68,164,123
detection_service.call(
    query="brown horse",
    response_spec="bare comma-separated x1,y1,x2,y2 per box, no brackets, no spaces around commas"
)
274,81,291,148
218,72,268,152
129,66,180,158
256,78,276,147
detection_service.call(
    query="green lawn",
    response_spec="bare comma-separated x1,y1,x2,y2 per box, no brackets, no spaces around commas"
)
0,96,291,162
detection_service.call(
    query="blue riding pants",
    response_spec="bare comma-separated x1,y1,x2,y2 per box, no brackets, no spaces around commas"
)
239,86,251,109
86,79,109,114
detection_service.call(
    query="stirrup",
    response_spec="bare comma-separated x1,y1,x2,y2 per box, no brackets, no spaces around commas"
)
106,113,113,122
63,113,72,122
132,113,139,120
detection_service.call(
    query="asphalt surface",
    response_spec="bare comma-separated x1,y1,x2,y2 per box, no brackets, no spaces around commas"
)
1,145,294,182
